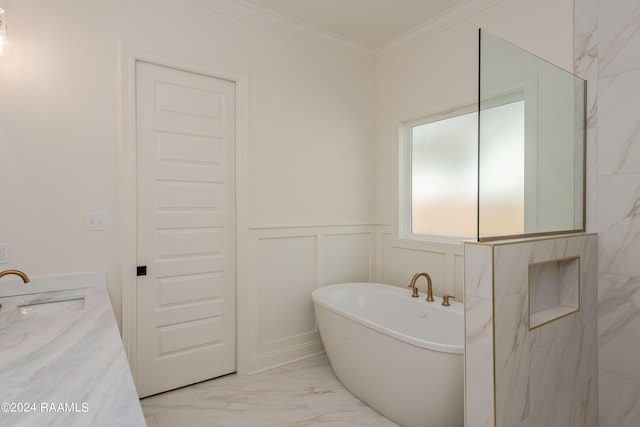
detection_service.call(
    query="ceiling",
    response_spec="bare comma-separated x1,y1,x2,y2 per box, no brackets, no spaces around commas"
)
236,0,469,49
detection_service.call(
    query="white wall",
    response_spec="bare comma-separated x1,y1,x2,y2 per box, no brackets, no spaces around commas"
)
0,0,376,372
0,0,577,376
374,0,574,296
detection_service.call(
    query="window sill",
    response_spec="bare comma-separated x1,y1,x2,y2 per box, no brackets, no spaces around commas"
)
390,236,465,255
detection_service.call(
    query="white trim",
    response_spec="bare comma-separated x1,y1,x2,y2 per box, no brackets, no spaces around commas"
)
120,46,138,377
186,0,501,62
234,67,251,376
391,237,465,256
247,341,325,375
119,45,251,382
377,0,503,59
187,0,376,60
248,222,379,231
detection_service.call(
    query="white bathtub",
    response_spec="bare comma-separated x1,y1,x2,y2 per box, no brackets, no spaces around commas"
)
312,282,464,427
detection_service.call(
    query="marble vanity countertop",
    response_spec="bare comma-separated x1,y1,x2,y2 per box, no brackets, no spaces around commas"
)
0,273,145,426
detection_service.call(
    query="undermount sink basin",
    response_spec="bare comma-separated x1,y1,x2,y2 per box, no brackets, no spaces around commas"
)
17,297,85,320
0,273,103,334
0,290,88,332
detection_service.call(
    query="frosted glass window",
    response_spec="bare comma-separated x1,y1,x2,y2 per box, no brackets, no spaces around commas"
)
477,100,525,237
409,100,524,240
410,111,477,239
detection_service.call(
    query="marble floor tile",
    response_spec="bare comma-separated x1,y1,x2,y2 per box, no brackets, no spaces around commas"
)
140,354,399,427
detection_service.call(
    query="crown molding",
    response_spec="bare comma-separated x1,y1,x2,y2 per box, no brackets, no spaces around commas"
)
376,0,503,60
187,0,503,62
187,0,377,60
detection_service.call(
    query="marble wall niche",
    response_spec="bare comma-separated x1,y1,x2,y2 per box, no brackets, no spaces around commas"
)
465,233,598,427
528,257,580,329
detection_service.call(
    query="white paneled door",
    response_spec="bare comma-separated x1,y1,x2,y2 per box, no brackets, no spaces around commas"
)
135,61,236,398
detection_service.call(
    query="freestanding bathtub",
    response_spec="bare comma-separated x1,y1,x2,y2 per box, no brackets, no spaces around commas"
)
312,282,464,427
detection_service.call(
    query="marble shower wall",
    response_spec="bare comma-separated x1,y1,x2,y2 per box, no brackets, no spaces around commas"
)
574,0,640,425
465,234,598,427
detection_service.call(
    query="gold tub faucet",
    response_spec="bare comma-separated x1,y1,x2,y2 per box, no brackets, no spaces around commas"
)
0,269,30,283
409,272,434,302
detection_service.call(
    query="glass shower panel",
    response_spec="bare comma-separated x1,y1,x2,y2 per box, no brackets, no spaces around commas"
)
478,29,585,241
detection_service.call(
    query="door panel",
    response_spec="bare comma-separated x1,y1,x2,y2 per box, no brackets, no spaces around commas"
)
135,61,236,398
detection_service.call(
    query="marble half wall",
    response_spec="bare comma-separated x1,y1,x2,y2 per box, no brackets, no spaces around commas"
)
465,233,598,427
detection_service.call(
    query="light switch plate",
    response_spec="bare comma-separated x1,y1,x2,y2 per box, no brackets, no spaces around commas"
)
0,244,8,264
84,213,107,231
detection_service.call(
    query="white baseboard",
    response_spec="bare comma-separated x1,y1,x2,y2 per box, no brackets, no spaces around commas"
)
246,340,325,375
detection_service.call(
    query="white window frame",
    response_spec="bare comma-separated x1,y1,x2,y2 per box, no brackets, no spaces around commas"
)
391,100,477,253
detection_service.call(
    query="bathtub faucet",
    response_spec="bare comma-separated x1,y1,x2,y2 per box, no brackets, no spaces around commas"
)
409,272,434,302
0,269,30,283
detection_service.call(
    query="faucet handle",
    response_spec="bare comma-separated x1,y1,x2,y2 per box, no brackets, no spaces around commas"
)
407,284,419,298
442,295,455,306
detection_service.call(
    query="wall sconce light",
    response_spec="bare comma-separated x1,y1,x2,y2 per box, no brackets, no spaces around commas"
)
0,8,7,55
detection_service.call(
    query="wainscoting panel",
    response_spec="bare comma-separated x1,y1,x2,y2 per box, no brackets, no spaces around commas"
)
246,225,376,373
325,232,373,284
257,235,317,346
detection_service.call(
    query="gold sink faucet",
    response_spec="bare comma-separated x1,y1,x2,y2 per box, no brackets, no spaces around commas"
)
409,272,434,302
0,269,30,283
